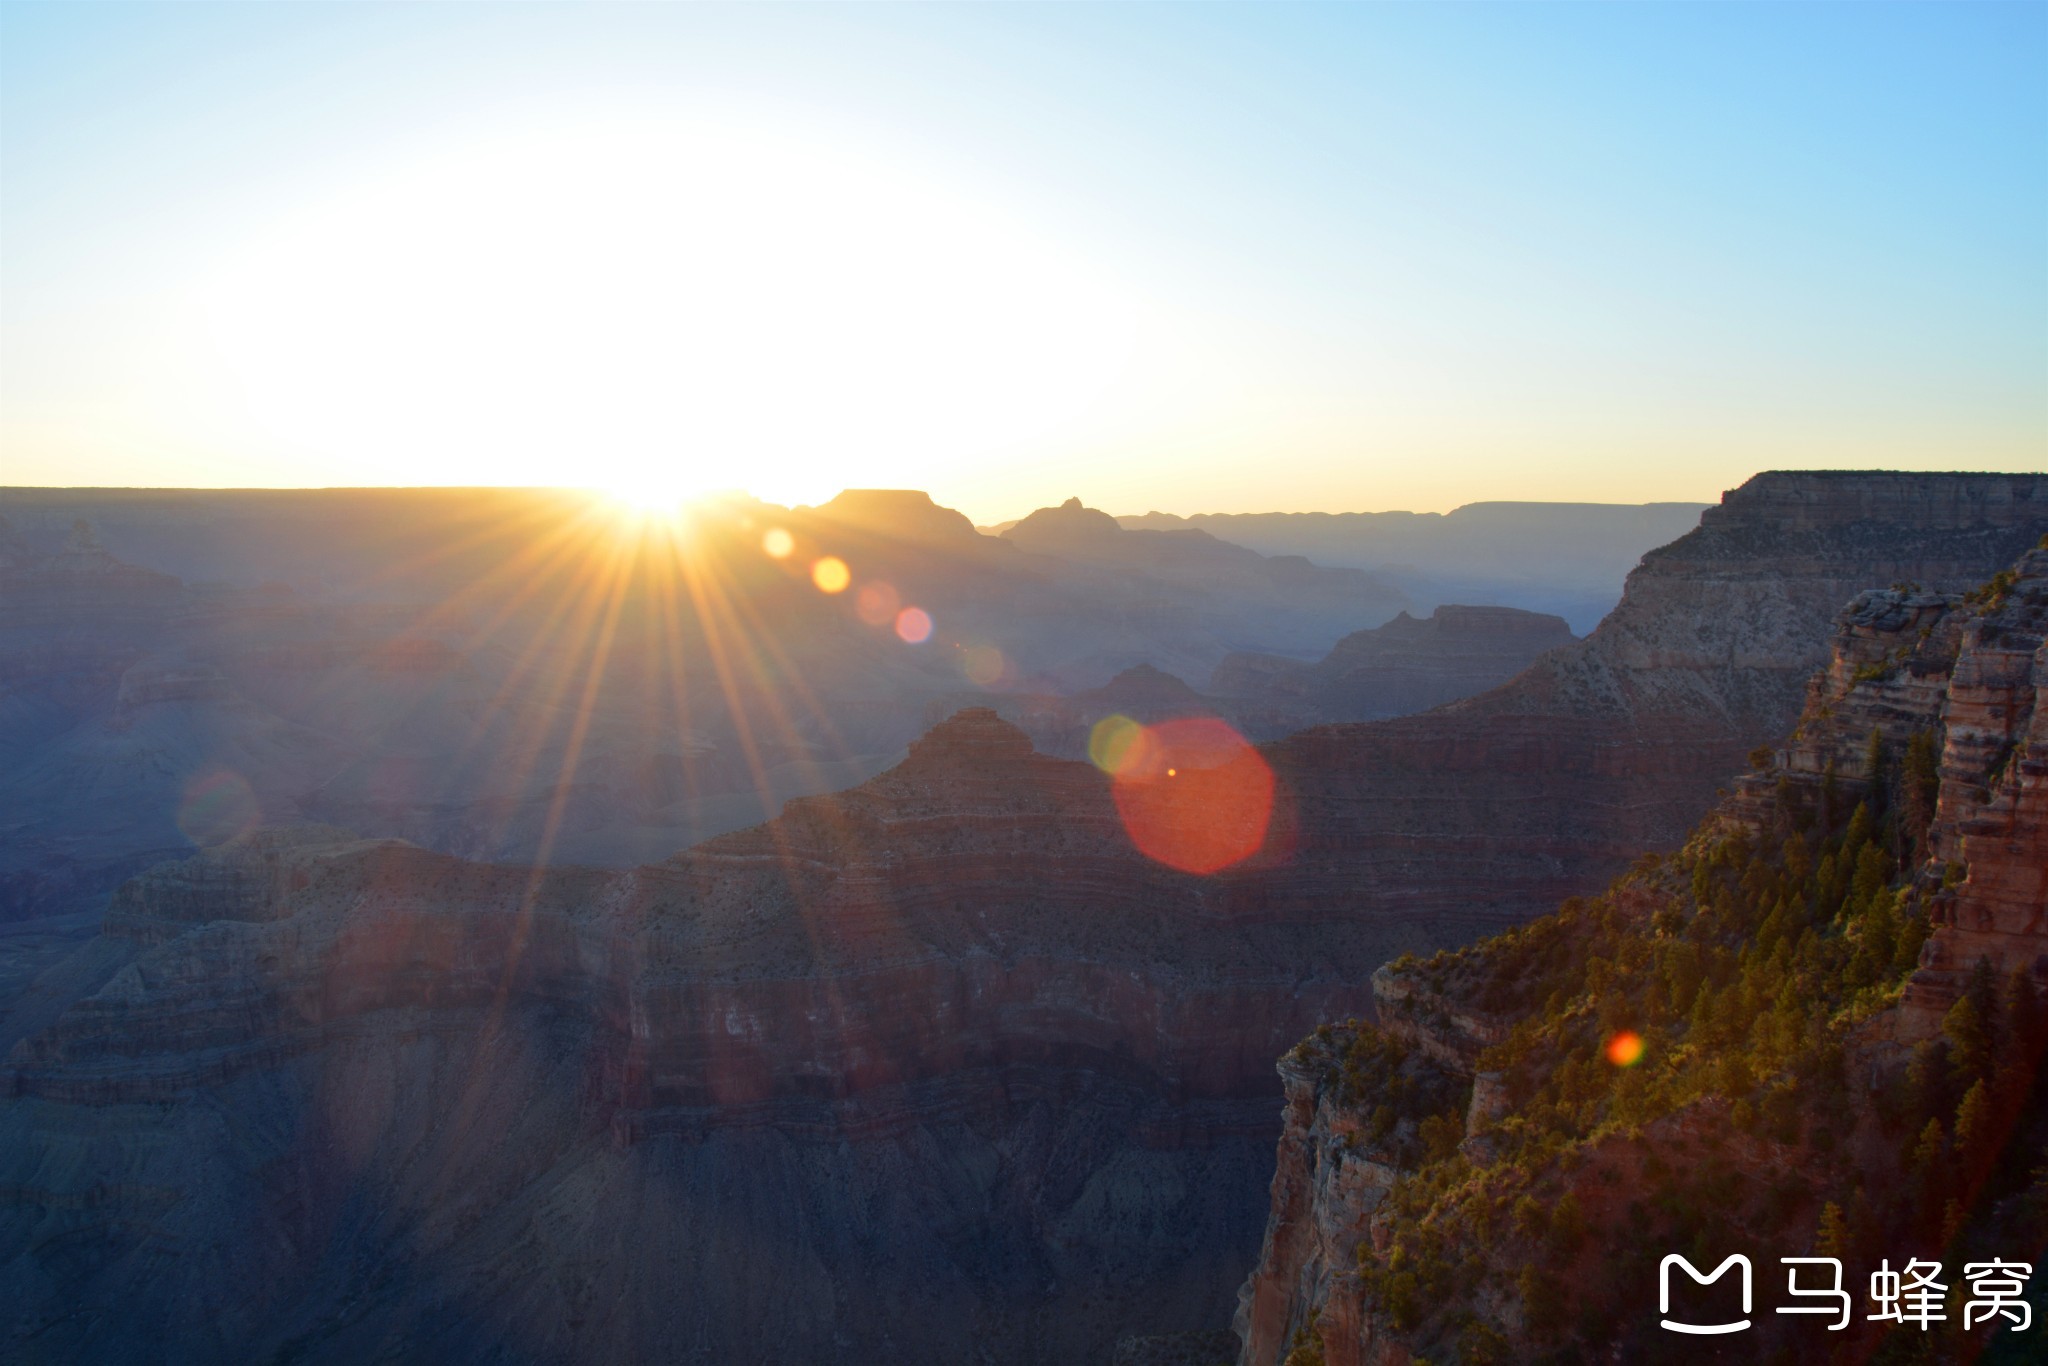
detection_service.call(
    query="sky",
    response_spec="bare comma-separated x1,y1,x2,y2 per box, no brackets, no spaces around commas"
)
2,2,2043,523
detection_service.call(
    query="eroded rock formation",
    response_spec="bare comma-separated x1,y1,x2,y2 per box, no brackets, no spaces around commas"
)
1244,471,2046,934
2,711,1394,1364
1233,541,2048,1366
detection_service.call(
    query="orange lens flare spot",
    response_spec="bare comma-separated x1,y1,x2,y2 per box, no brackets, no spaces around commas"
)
1604,1030,1645,1067
1107,716,1273,875
894,606,933,643
962,645,1006,686
1088,713,1148,775
763,527,794,559
856,581,901,626
811,555,851,593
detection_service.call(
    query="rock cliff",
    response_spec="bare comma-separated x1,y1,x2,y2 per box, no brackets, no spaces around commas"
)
1242,471,2046,935
1234,540,2048,1366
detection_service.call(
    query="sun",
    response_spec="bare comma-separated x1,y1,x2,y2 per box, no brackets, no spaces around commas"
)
593,469,718,517
188,107,1136,498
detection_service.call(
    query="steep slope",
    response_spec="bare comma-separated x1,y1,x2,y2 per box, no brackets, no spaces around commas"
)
0,712,1398,1365
1235,544,2048,1366
1240,471,2046,936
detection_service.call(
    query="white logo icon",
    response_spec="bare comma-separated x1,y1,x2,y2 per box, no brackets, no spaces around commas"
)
1660,1254,1752,1335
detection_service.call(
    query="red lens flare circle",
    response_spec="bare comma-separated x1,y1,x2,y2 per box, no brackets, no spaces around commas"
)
1108,717,1274,875
1605,1030,1645,1067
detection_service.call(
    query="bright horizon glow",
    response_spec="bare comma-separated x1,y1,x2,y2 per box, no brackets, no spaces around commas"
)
2,4,2042,521
180,113,1135,510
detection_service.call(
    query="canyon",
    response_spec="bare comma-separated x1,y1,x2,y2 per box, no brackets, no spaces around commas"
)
1234,539,2048,1365
0,487,1414,926
0,471,2043,1363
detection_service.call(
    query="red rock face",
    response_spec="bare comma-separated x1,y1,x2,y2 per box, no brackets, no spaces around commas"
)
4,476,2042,1363
1900,553,2048,1032
1243,472,2047,939
1234,544,2048,1366
1718,546,2048,1034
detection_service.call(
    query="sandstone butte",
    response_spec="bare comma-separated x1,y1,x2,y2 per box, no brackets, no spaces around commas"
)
0,470,2043,1364
1234,543,2048,1366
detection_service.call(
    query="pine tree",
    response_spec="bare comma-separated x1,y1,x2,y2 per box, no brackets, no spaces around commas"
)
1814,1201,1848,1258
1953,1080,1991,1160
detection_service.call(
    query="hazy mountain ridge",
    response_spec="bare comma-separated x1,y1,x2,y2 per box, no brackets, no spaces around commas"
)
2,472,2043,1363
1234,472,2046,937
1103,501,1713,633
1209,605,1576,729
0,487,1414,923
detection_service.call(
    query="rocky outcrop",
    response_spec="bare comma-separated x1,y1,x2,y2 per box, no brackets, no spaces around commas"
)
1233,540,2048,1366
1242,471,2047,932
1722,547,2048,1034
1,710,1399,1364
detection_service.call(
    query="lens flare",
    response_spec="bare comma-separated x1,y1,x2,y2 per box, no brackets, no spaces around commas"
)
1107,716,1273,874
856,581,901,626
895,606,933,643
811,555,850,593
763,527,794,559
1088,713,1147,774
962,645,1006,686
1604,1030,1645,1067
177,769,261,848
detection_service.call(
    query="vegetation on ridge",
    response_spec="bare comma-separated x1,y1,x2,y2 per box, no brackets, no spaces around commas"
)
1283,727,2047,1366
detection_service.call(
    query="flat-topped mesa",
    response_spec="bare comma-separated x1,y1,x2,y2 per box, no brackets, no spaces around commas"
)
808,487,985,546
1239,471,2045,953
1456,469,2048,727
1417,603,1574,636
1698,469,2047,535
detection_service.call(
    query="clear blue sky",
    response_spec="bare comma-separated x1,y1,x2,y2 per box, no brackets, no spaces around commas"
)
3,2,2043,520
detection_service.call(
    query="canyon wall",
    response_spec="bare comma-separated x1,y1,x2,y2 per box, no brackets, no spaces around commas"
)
1234,541,2048,1366
3,473,2042,1363
1244,471,2047,934
2,711,1395,1364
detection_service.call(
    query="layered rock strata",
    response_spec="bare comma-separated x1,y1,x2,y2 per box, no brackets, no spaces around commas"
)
1243,471,2046,932
1233,541,2048,1366
2,711,1395,1365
